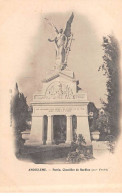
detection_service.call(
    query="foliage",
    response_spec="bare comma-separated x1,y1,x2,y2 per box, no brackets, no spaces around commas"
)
95,112,109,140
11,83,29,157
88,102,99,132
98,35,120,138
96,114,108,131
88,102,99,119
105,135,116,153
67,134,93,163
88,101,110,140
107,141,115,153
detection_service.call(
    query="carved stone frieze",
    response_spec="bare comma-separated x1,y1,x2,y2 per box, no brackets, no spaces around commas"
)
46,82,74,99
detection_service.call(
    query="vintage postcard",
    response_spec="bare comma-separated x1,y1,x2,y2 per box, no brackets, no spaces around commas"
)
0,0,122,193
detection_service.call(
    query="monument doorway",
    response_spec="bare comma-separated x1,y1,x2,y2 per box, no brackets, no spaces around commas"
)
53,115,66,144
72,115,77,139
43,115,48,144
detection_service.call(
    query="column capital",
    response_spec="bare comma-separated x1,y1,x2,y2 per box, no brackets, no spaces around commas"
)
77,115,89,117
66,115,73,118
47,115,54,118
40,115,44,117
32,114,44,117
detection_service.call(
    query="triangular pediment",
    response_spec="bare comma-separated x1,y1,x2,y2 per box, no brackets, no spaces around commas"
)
32,68,88,103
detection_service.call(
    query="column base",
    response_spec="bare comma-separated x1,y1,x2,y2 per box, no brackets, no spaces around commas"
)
46,140,55,145
24,140,44,146
65,140,72,144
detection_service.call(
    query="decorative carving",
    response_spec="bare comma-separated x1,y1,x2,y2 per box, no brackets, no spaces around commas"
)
34,95,45,99
46,82,74,99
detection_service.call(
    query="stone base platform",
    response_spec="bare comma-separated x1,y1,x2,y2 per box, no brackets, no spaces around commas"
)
92,141,110,158
20,143,71,164
19,143,93,164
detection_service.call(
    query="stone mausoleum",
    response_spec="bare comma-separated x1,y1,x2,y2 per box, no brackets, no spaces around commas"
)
24,69,91,146
22,13,91,146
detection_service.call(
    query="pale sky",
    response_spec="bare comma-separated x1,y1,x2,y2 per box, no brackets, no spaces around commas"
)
1,1,121,108
18,12,107,108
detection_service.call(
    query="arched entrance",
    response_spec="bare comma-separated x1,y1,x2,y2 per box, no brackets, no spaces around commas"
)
53,115,66,144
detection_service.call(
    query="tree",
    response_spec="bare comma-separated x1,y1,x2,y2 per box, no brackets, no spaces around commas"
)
95,110,109,140
12,83,29,156
98,35,120,138
88,102,99,132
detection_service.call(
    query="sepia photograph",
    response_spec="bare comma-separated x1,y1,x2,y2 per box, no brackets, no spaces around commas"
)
0,0,122,193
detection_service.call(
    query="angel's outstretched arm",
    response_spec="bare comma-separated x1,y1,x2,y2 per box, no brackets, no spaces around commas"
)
51,23,59,34
44,18,59,34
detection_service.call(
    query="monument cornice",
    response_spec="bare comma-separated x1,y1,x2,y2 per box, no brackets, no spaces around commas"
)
42,69,78,83
30,100,89,105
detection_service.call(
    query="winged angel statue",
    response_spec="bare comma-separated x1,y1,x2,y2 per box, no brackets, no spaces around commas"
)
45,13,74,70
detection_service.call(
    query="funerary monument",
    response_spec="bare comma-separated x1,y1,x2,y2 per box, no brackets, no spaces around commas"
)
23,13,91,146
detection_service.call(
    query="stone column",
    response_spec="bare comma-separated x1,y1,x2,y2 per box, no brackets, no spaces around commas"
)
46,115,54,145
66,115,73,144
77,115,91,144
26,115,44,145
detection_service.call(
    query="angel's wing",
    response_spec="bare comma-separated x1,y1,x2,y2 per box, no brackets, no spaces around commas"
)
64,13,74,37
44,18,59,34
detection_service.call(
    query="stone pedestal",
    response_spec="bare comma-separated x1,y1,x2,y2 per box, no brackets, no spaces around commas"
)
77,115,91,144
66,115,73,144
25,115,44,145
46,115,54,145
